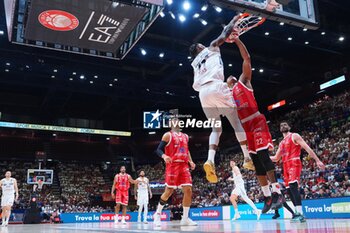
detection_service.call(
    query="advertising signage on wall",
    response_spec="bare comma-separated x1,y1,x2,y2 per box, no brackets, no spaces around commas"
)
0,121,131,136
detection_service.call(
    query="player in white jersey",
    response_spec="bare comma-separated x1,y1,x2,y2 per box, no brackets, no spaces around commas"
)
228,161,261,221
0,171,19,226
134,170,152,224
189,15,254,183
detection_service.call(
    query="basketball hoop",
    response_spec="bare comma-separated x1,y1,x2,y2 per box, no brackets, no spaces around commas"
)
226,13,266,43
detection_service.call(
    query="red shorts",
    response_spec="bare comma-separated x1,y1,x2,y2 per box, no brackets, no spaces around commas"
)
283,159,302,187
165,162,192,189
115,190,129,206
242,114,273,154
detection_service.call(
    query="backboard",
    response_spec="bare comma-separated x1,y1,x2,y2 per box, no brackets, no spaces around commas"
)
27,169,53,185
209,0,319,29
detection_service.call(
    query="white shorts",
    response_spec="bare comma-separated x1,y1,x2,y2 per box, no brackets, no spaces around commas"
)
137,194,149,206
1,194,14,207
199,81,246,142
199,81,236,119
231,184,247,197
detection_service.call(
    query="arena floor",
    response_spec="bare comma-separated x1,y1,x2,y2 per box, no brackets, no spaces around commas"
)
3,219,350,233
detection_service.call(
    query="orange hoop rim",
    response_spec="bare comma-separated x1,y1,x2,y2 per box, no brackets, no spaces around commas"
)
235,13,266,32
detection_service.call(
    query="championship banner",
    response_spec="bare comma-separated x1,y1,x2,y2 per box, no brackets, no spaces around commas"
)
24,0,148,53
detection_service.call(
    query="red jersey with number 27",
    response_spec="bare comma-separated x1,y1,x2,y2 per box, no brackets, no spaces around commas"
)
232,81,259,120
116,173,130,191
165,131,189,163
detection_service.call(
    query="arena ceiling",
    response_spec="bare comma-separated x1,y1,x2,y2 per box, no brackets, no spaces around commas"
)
0,0,349,132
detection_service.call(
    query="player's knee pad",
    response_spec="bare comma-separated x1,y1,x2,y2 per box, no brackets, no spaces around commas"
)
209,127,222,146
250,154,266,176
258,150,275,172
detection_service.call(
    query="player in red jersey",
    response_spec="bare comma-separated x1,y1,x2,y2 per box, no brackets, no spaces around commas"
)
227,37,282,213
111,166,138,224
271,121,325,222
154,118,197,227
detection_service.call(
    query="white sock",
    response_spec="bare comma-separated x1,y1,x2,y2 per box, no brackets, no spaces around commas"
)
143,204,148,220
242,195,258,211
183,207,190,219
208,149,216,163
296,205,303,214
115,214,119,221
234,207,238,213
240,144,250,160
121,216,125,221
156,202,164,214
138,205,143,218
261,185,271,197
271,183,282,194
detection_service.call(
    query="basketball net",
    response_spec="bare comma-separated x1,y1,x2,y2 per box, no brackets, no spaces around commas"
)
226,13,266,43
33,180,44,192
38,180,44,190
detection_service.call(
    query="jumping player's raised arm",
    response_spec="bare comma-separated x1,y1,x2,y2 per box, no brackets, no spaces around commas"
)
292,133,325,170
155,132,172,164
210,15,239,48
235,38,252,86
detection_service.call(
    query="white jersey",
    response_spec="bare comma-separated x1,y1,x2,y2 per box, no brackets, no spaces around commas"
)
232,169,244,186
191,47,224,92
1,178,15,196
231,168,247,197
137,177,149,195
